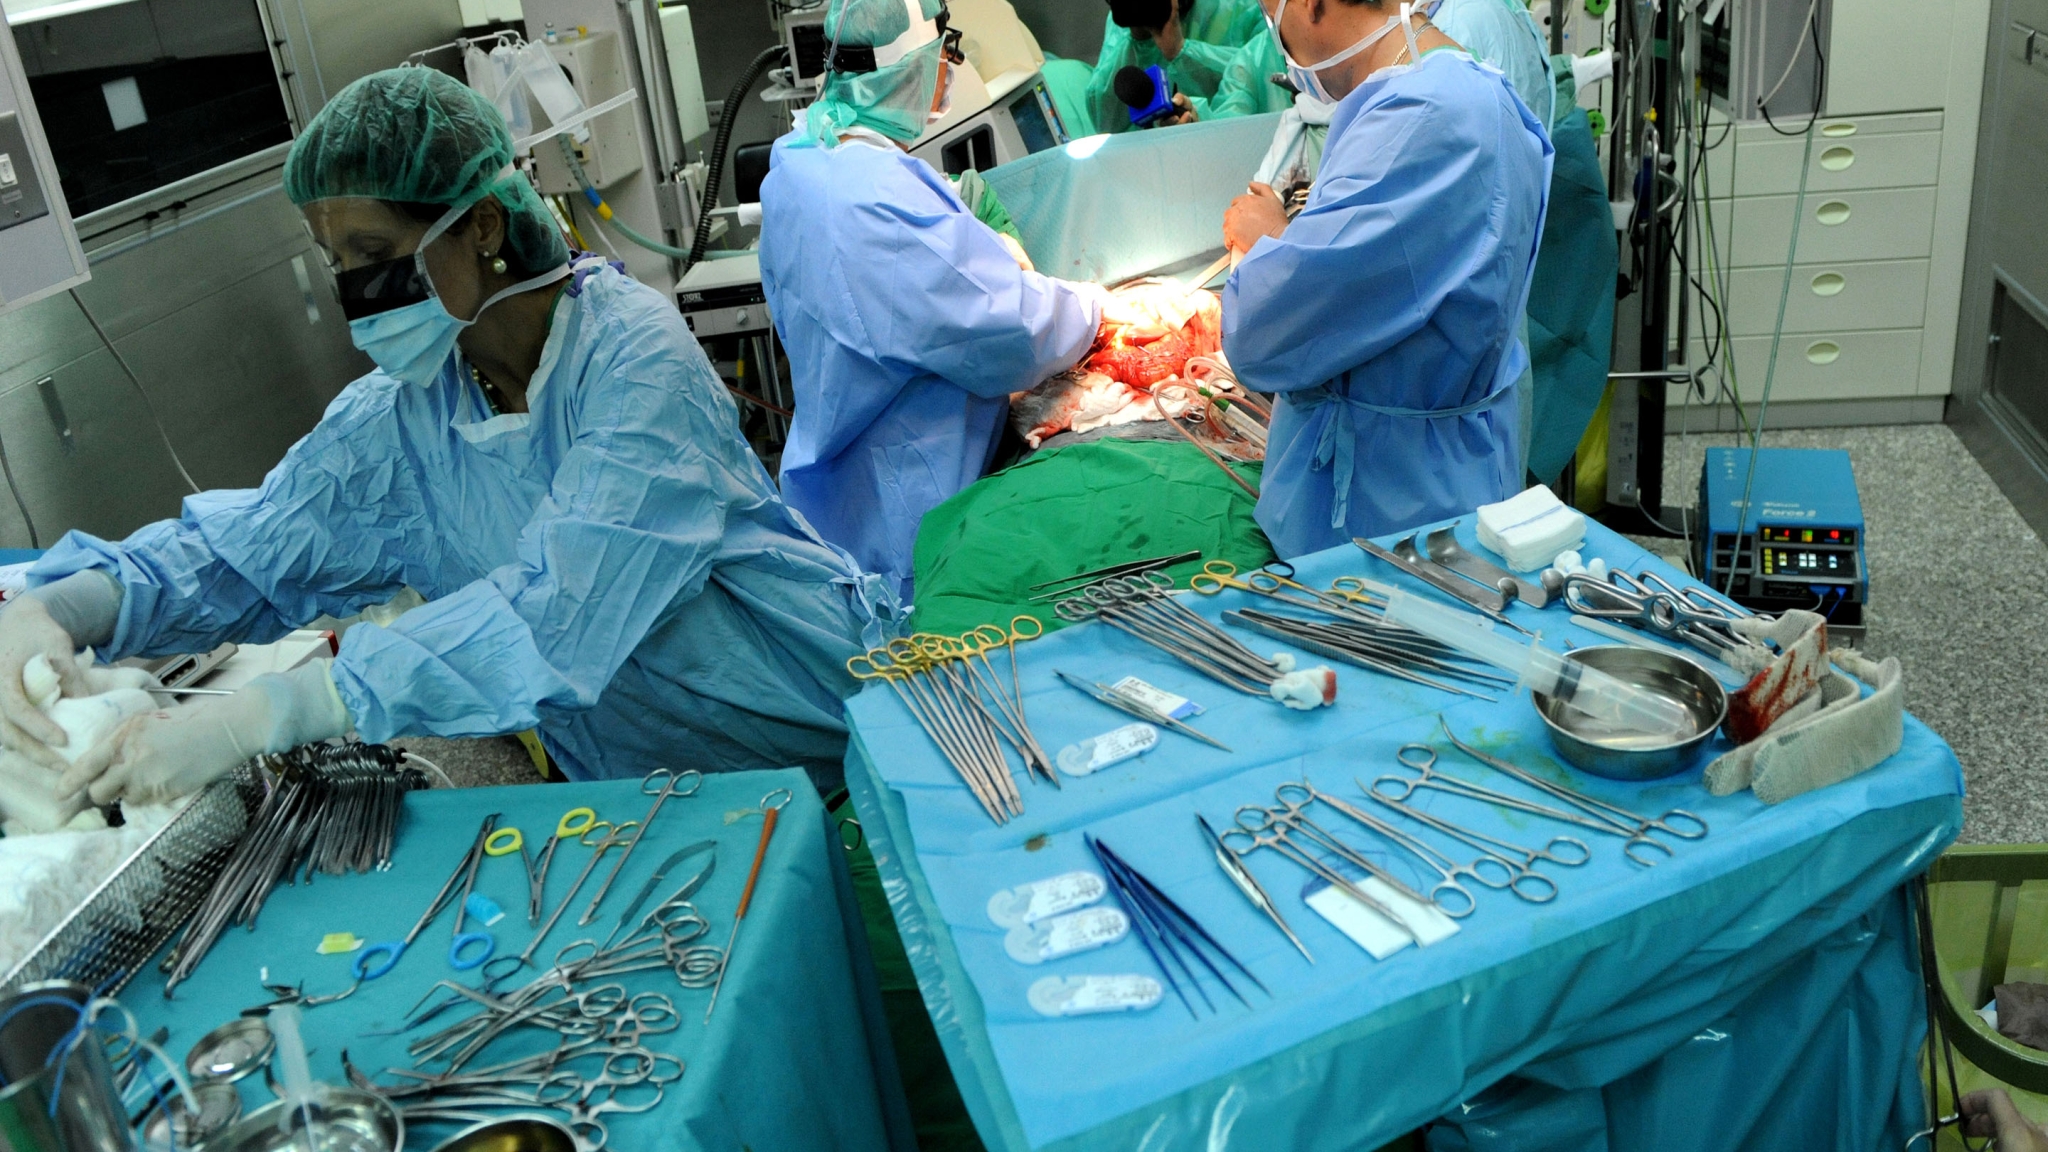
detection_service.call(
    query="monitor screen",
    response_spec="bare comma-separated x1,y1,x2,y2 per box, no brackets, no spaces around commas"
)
1009,84,1058,155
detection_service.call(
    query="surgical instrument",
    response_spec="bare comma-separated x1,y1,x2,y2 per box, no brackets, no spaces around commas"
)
1224,609,1502,700
1055,572,1292,696
523,808,593,925
1197,814,1312,962
1372,746,1631,840
1437,717,1709,865
1053,669,1231,751
1026,550,1202,594
601,839,715,949
852,632,1037,823
1423,526,1551,607
479,819,642,991
578,769,702,927
449,814,500,970
705,788,792,1022
1355,536,1534,634
1293,783,1486,917
161,744,428,994
1087,833,1263,1020
1364,789,1581,903
1241,788,1444,920
953,623,1056,786
1219,807,1421,939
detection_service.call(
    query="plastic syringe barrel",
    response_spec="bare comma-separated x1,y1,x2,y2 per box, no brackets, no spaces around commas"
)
1383,590,1691,736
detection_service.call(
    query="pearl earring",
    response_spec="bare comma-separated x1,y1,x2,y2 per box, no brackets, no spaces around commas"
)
489,255,508,274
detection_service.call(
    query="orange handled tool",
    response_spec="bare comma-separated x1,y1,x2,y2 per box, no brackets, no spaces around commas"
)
704,788,794,1021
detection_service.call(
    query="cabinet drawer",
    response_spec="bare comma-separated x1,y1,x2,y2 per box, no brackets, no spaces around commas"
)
1702,186,1938,268
1678,327,1923,403
1704,130,1943,196
1679,259,1931,335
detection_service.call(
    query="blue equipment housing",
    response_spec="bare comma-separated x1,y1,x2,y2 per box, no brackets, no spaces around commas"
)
1695,447,1868,637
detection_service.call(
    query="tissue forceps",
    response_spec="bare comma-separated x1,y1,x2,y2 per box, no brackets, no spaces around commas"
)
1438,717,1708,866
1197,814,1312,961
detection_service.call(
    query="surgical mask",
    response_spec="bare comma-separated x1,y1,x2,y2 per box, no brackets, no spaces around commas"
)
344,198,568,388
1269,0,1430,104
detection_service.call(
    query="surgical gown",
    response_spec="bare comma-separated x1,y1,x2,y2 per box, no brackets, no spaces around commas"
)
758,133,1100,602
29,264,888,788
1081,0,1269,134
1224,50,1553,559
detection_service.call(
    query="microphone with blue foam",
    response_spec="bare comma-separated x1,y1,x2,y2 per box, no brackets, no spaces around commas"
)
1114,64,1180,128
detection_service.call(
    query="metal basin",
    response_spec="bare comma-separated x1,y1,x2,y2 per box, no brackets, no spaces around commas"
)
1533,645,1727,780
427,1116,579,1152
198,1089,400,1152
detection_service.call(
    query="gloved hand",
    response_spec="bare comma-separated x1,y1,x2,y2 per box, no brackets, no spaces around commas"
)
1962,1089,2048,1152
0,596,90,769
59,660,351,806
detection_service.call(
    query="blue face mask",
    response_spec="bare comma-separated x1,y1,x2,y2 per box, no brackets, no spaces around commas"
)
345,200,567,387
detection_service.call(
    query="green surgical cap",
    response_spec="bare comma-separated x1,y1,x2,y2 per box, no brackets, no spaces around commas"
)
284,66,568,275
824,0,943,48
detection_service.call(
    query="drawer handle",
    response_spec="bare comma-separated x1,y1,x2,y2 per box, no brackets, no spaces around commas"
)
1819,146,1855,171
1806,340,1842,365
1815,201,1852,225
1811,271,1846,296
1822,122,1857,137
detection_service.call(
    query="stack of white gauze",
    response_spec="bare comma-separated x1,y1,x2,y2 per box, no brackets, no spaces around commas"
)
1476,485,1586,572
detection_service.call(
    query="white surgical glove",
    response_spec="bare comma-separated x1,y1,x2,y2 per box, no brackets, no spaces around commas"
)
0,597,91,769
59,659,352,806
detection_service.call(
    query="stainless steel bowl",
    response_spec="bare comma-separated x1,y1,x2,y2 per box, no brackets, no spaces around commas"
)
427,1116,580,1152
1532,645,1727,780
198,1088,401,1152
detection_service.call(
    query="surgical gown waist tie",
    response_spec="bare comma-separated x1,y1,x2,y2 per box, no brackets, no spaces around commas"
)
1302,373,1517,529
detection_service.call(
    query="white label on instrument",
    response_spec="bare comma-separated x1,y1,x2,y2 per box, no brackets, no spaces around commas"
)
1110,676,1203,718
1005,907,1129,964
1028,974,1164,1017
1056,723,1159,776
986,871,1108,928
1302,873,1458,960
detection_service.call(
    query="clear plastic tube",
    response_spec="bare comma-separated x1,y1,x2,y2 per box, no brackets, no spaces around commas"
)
1383,590,1692,736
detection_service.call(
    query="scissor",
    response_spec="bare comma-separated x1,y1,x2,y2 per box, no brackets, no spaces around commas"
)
578,770,703,927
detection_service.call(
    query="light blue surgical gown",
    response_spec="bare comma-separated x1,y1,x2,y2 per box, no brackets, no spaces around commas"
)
1431,0,1555,129
29,263,891,789
1223,50,1554,559
759,132,1100,602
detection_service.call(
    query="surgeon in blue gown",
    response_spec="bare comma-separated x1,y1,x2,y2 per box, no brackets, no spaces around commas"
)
1222,0,1552,559
760,0,1106,602
0,68,893,802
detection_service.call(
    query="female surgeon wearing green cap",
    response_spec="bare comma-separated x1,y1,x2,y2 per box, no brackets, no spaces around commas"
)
0,66,896,807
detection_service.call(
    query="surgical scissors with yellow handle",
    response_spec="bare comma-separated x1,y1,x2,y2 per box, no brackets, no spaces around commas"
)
848,649,1020,822
1191,560,1373,623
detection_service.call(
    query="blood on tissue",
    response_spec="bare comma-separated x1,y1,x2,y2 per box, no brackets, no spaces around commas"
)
1725,623,1827,743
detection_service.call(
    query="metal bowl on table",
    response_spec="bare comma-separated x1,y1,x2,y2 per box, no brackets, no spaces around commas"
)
1532,645,1727,780
198,1088,401,1152
142,1079,244,1147
426,1116,580,1152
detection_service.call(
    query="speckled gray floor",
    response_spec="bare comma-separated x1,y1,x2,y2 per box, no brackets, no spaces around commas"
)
391,734,544,790
1632,423,2048,845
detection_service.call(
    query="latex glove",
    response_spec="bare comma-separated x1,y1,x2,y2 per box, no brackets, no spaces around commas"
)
1223,182,1288,255
1962,1090,2048,1152
0,597,90,770
60,660,351,806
